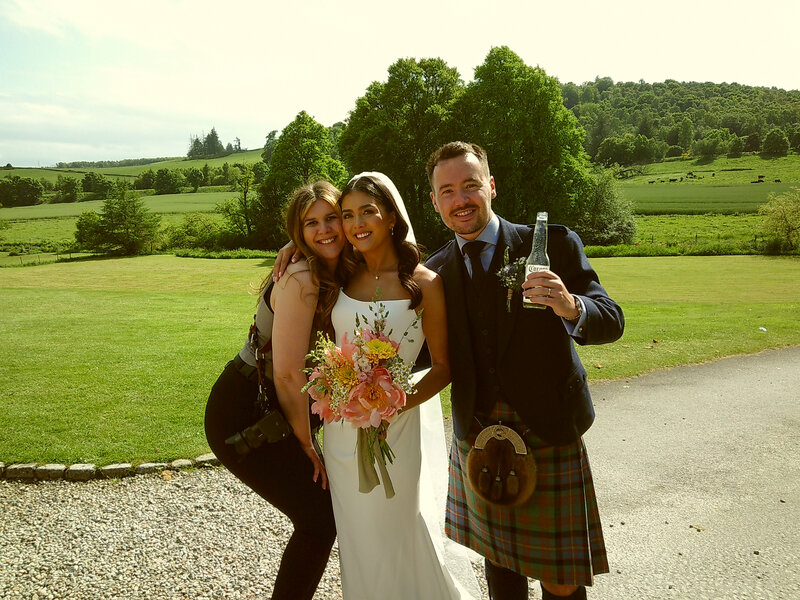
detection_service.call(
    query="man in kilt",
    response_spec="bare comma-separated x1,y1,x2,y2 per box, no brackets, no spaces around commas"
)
425,142,625,600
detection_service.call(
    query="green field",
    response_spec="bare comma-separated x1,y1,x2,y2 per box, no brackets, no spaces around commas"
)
1,254,798,466
619,182,792,214
0,191,231,252
619,153,800,214
0,190,232,220
1,149,265,182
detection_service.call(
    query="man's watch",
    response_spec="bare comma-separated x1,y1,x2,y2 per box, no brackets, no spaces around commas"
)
566,294,583,321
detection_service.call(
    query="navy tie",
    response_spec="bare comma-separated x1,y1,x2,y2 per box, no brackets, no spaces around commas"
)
463,241,486,281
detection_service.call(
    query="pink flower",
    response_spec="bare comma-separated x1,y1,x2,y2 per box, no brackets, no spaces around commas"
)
307,370,340,423
311,394,339,423
340,366,406,429
340,332,357,361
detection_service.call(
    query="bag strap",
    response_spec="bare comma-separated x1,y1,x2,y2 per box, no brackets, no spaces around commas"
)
249,316,275,409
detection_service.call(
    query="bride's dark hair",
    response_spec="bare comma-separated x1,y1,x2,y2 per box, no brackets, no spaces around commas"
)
339,175,422,309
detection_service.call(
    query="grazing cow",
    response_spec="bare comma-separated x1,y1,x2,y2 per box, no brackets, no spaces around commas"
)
775,179,782,183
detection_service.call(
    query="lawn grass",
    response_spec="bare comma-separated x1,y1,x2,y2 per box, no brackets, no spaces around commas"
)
1,254,798,466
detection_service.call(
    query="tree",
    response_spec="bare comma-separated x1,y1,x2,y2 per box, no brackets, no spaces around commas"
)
166,212,220,249
744,131,762,152
453,47,594,228
561,82,580,109
217,164,258,238
184,167,204,192
154,168,183,195
585,110,613,160
571,168,636,245
81,172,114,199
691,129,733,159
54,175,81,203
261,130,279,164
727,136,745,158
75,185,162,254
759,188,800,251
761,128,790,157
134,169,156,190
789,127,800,152
187,136,204,159
74,209,102,249
0,176,44,206
678,117,694,151
339,57,463,246
203,127,225,157
251,161,267,184
256,111,347,248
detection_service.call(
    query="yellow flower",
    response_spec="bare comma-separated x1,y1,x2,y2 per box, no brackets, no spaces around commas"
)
364,339,397,362
334,364,359,389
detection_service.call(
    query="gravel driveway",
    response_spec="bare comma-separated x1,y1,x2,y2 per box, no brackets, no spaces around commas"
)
2,346,798,600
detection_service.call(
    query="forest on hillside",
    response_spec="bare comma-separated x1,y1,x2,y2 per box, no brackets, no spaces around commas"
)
563,78,800,165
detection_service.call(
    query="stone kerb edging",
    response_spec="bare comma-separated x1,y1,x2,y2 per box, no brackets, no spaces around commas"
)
0,453,220,483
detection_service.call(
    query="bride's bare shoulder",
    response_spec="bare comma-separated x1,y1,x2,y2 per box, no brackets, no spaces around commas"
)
413,264,443,294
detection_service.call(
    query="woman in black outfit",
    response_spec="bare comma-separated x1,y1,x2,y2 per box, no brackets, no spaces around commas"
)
205,180,346,600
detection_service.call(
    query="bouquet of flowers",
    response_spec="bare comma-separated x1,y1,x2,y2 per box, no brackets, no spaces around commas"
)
303,301,419,498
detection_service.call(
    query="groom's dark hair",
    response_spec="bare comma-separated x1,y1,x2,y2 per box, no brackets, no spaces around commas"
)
426,141,490,189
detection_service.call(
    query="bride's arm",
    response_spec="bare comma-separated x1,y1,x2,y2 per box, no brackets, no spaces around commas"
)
403,267,450,410
270,264,328,489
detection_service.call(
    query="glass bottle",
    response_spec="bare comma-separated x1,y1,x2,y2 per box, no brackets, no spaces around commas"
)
522,211,549,309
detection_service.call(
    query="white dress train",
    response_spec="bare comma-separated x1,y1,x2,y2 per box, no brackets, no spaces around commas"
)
324,291,479,600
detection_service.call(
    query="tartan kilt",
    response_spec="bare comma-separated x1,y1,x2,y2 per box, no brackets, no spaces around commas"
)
445,401,609,586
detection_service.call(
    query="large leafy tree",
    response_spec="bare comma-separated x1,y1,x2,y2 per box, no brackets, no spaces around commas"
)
54,175,81,203
256,111,347,249
339,57,463,247
453,46,594,226
75,185,162,255
761,128,790,157
0,176,44,207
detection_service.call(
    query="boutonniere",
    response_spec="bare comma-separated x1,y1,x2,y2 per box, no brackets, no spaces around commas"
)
495,247,526,312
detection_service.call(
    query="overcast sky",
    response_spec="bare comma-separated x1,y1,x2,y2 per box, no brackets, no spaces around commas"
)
1,0,798,167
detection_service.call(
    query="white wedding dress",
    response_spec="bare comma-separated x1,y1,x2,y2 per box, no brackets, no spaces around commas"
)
324,290,479,600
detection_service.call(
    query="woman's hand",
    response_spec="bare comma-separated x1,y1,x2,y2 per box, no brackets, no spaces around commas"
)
301,442,329,490
272,241,304,281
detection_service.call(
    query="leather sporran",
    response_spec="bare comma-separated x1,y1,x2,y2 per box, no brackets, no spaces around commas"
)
466,424,537,507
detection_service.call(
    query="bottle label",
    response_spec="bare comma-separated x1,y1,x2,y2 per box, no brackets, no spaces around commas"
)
522,264,549,307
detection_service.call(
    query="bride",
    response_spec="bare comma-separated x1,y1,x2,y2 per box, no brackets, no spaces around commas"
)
325,172,479,599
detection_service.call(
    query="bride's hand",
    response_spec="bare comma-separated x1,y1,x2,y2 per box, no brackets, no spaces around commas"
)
302,443,329,490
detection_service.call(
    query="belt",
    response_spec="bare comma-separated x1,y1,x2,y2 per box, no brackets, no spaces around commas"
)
232,354,260,384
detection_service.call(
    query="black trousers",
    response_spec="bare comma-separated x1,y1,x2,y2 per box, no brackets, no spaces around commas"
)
204,360,336,600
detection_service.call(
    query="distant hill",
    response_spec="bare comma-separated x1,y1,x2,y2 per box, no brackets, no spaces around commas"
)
563,78,800,162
